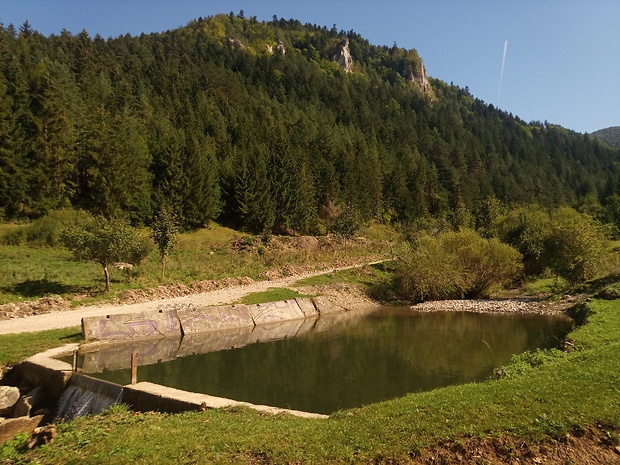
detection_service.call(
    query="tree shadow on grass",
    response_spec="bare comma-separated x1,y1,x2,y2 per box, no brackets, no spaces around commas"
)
59,331,84,342
3,279,81,299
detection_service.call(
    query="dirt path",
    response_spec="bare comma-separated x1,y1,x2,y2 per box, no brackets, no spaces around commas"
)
0,264,377,335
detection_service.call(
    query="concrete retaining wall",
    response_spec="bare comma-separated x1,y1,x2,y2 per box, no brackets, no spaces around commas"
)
177,303,254,334
16,345,78,400
17,345,328,419
82,308,182,341
247,299,308,325
81,297,330,343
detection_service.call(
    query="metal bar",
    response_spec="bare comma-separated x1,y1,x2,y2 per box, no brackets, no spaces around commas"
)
131,353,138,384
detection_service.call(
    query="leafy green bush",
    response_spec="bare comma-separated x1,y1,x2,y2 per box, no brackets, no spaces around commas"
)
543,207,609,284
396,237,465,302
1,209,89,246
396,229,522,302
496,205,551,276
331,207,361,239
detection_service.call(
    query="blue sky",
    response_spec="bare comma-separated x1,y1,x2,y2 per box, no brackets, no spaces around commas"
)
3,1,619,134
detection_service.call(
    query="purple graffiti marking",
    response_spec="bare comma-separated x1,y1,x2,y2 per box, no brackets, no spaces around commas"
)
165,310,177,331
95,318,159,340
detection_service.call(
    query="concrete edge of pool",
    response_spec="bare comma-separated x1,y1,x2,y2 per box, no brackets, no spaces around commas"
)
15,297,368,420
17,344,329,420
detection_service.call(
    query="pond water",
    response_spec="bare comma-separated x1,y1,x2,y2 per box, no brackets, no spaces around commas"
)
86,307,573,414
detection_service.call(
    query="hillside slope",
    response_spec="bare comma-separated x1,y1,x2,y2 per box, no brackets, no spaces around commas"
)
1,14,619,232
592,126,620,148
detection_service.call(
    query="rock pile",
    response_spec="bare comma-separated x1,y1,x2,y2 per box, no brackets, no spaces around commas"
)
0,384,55,447
0,296,70,321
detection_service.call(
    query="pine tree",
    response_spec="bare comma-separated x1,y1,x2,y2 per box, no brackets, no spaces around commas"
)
76,106,152,222
235,148,275,233
180,135,221,229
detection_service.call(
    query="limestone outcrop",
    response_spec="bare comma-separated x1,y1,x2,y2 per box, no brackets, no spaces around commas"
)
404,60,431,94
333,39,353,73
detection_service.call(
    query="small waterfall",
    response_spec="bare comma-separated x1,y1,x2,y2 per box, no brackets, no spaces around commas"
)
56,373,123,422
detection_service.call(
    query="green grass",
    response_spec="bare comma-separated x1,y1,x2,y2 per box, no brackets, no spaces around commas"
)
237,288,312,305
0,223,391,305
0,327,82,367
3,300,619,463
294,262,394,287
522,276,567,296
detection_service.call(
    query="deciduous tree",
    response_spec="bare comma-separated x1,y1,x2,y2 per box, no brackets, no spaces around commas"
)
150,207,179,279
61,214,149,291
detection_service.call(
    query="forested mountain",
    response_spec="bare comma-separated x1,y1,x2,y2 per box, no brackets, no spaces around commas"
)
1,13,619,232
592,127,620,149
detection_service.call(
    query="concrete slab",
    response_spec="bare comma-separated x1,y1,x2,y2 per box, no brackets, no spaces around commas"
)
16,363,72,400
312,296,343,315
123,382,327,419
295,298,319,318
82,308,182,341
178,304,254,334
247,299,306,325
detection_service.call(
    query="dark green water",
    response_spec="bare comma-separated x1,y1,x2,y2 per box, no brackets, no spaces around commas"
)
89,308,573,414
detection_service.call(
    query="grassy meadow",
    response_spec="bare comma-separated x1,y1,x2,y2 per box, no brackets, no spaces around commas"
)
1,220,620,463
0,222,394,305
0,299,618,463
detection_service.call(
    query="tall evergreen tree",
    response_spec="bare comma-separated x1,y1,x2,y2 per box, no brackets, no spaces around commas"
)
234,148,275,233
180,135,221,230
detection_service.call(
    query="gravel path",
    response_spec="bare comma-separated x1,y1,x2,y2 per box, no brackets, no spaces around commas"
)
0,264,374,335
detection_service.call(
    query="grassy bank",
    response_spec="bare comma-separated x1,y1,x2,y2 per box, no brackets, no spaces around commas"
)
0,327,82,368
0,222,394,305
2,299,619,463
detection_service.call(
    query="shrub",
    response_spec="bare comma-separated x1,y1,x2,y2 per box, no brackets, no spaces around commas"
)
543,207,609,284
396,229,522,302
396,237,466,302
496,205,551,276
331,207,361,239
443,229,524,298
1,209,89,247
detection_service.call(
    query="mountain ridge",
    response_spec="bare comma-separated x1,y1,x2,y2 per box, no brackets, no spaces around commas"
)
0,13,619,232
591,126,620,148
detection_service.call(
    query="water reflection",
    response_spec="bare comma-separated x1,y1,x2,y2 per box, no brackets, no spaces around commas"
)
85,307,573,414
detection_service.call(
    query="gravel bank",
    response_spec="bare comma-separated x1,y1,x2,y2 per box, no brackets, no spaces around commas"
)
410,298,576,315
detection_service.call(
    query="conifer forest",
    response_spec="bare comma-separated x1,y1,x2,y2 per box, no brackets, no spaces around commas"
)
1,14,619,233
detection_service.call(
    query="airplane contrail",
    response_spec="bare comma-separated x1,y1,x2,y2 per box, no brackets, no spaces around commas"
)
498,40,508,107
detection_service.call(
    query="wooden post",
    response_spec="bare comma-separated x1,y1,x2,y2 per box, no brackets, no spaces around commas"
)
72,350,78,372
131,353,138,385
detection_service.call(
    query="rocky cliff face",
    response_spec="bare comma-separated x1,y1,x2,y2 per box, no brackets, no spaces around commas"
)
267,40,287,56
404,61,431,94
333,39,353,73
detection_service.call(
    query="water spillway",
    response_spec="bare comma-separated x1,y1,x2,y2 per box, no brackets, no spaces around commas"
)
56,373,123,421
